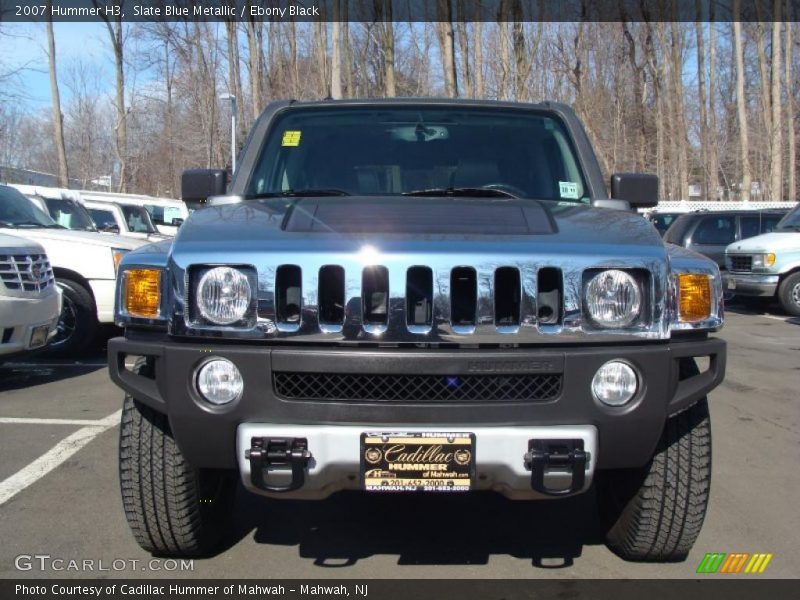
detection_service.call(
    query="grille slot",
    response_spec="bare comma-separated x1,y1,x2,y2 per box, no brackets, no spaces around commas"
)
1,328,12,344
406,266,433,328
275,265,302,325
494,267,521,326
318,265,345,326
729,256,752,272
0,254,55,294
273,372,562,403
450,267,477,327
537,267,562,324
362,266,389,326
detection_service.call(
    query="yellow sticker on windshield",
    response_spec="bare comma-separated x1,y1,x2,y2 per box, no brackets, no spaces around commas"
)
282,130,302,147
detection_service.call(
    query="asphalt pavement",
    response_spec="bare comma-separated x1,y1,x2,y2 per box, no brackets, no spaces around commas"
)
0,307,798,579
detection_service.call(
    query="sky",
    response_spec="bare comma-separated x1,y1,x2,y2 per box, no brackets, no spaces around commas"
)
1,22,113,109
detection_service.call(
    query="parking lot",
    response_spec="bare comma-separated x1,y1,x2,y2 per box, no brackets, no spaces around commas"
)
1,307,798,579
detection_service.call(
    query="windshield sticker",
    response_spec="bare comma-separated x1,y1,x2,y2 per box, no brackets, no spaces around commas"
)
559,181,580,199
282,130,302,147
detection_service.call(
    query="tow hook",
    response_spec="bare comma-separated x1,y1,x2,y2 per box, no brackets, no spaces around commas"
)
246,437,312,493
524,439,588,496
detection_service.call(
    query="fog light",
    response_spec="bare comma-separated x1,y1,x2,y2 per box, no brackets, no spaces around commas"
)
196,358,243,405
591,360,638,406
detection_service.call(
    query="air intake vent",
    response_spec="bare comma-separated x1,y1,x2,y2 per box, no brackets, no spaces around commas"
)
362,266,389,332
494,267,521,329
276,265,302,328
450,267,477,332
318,265,345,328
406,266,433,331
537,267,562,325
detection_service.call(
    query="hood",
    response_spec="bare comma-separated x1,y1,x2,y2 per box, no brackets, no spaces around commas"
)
726,231,800,253
176,196,664,256
0,232,45,252
0,227,146,250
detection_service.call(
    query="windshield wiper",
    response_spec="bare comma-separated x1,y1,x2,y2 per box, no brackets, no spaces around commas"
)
245,188,351,199
402,186,519,199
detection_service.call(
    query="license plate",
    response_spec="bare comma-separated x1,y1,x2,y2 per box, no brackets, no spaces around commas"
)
727,279,736,290
361,432,475,492
29,325,50,349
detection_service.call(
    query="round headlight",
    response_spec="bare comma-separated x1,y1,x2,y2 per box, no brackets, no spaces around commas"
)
196,267,251,325
196,358,243,405
591,360,638,406
585,270,641,328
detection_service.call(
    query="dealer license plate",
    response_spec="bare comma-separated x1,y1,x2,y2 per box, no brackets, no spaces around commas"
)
361,432,475,492
29,325,50,349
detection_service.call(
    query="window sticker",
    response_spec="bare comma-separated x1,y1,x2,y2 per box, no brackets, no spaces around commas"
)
282,130,302,147
559,181,579,199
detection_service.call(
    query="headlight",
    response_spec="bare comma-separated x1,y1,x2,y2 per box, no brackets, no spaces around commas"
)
123,269,162,318
112,248,127,273
585,270,642,328
196,358,243,405
592,360,639,406
752,253,776,268
196,266,252,325
678,274,712,322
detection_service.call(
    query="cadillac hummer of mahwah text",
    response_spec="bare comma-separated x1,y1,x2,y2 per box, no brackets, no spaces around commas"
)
109,99,726,562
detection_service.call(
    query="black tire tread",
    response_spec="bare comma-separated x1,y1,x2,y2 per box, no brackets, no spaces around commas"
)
47,278,97,356
603,398,712,562
777,272,800,316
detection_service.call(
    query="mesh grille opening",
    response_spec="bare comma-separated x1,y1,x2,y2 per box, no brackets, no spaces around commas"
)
273,372,562,403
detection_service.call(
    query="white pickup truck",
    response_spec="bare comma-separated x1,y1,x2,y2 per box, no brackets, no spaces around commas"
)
0,184,146,354
0,233,61,359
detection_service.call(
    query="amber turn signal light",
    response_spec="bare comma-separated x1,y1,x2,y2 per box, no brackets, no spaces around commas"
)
678,274,712,322
124,269,161,318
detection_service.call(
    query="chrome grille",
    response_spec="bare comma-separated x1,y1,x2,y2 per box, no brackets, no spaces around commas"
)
0,254,55,294
273,372,562,403
729,255,752,272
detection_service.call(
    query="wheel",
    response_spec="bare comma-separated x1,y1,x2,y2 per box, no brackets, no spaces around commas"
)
777,272,800,316
598,394,712,562
119,364,236,556
46,278,98,356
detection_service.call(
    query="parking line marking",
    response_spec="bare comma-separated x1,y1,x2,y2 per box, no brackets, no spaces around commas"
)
0,410,121,506
0,417,110,426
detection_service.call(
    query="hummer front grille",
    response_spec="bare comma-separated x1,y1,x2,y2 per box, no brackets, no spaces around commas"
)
0,254,55,294
273,371,562,403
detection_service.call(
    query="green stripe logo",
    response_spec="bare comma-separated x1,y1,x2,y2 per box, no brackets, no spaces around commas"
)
697,552,727,573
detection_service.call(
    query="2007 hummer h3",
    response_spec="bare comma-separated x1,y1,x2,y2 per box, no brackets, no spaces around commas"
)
109,99,726,562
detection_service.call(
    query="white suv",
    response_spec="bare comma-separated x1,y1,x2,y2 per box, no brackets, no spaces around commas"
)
0,184,147,354
0,233,61,359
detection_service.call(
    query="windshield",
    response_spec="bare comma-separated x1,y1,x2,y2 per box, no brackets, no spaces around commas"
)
120,204,158,233
0,185,59,228
776,206,800,231
650,213,679,235
88,208,118,231
145,204,183,226
43,197,97,231
246,106,589,202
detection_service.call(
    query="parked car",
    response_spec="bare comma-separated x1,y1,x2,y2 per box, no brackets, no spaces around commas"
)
83,200,170,241
0,184,146,354
724,204,800,315
647,211,684,236
0,233,61,360
26,193,99,233
80,192,188,236
664,209,788,268
109,99,725,562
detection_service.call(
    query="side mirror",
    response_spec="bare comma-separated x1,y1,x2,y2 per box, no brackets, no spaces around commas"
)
610,173,659,208
181,169,228,205
170,218,184,227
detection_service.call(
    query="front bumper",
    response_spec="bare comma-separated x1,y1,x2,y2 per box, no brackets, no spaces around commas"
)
722,272,779,297
0,290,61,357
109,334,726,496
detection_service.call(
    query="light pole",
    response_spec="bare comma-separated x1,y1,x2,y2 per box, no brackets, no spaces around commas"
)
219,93,237,173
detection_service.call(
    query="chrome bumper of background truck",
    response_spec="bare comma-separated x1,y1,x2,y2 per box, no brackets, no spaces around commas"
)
723,272,779,297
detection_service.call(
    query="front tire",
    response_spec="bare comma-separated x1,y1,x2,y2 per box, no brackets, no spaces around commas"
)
119,386,236,556
46,278,98,356
777,272,800,316
598,398,712,562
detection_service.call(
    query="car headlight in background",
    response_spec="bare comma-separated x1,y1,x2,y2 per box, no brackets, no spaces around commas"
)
678,274,712,322
196,358,243,405
585,269,642,328
196,266,252,325
123,269,162,318
112,248,127,272
752,253,776,268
